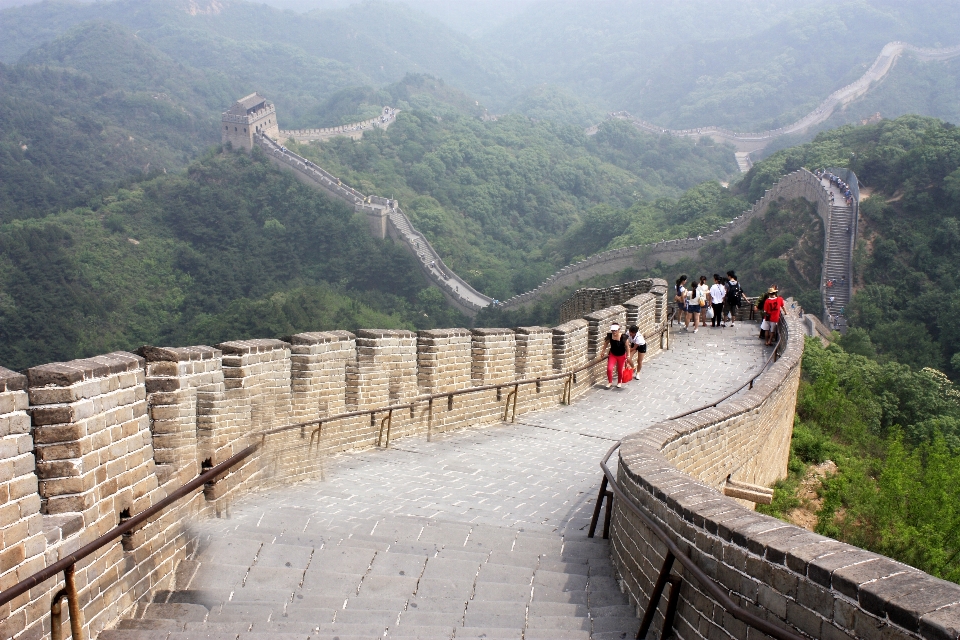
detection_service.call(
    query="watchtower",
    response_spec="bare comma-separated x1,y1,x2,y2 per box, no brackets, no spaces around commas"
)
221,93,280,150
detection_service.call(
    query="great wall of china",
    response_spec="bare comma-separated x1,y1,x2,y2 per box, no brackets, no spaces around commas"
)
217,40,960,322
4,271,959,640
243,109,855,325
4,44,954,639
587,41,960,157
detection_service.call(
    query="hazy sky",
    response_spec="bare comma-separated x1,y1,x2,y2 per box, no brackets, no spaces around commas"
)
0,0,543,37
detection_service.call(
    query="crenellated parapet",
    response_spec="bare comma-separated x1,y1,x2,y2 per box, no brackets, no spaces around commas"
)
0,290,671,639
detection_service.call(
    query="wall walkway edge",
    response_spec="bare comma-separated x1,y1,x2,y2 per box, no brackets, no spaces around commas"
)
609,311,960,640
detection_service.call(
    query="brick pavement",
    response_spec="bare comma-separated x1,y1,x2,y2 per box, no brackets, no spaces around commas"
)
110,323,769,640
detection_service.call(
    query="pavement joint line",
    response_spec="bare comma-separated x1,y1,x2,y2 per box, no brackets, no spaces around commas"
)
512,421,621,441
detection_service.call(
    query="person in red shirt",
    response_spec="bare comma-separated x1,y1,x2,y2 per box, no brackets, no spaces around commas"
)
762,287,785,346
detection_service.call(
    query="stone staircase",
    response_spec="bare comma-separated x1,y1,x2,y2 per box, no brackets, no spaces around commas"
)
98,512,639,640
823,202,854,330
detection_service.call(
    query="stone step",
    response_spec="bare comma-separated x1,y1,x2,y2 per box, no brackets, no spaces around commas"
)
524,615,591,631
99,632,171,640
116,619,183,631
140,603,209,622
591,615,641,635
456,628,522,639
397,610,464,626
388,626,457,638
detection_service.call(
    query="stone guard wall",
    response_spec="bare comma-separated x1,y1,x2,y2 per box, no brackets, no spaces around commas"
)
0,288,668,640
609,310,960,640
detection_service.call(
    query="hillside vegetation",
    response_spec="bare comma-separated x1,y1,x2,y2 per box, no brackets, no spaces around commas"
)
760,339,960,584
290,91,738,300
735,115,960,376
0,148,465,371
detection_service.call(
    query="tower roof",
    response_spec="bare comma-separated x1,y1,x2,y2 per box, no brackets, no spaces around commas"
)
228,93,269,116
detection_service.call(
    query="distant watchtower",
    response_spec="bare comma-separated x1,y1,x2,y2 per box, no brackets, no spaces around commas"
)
221,93,280,150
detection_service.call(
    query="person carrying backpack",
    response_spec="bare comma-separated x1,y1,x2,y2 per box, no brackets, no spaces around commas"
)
723,270,742,327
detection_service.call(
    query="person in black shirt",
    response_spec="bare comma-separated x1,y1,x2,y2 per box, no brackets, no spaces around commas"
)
602,323,628,389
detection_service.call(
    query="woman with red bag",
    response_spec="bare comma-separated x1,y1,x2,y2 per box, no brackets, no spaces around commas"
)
602,323,629,389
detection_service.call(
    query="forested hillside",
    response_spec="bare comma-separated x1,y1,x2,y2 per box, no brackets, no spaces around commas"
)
0,148,464,370
2,0,960,132
289,94,738,299
483,0,960,130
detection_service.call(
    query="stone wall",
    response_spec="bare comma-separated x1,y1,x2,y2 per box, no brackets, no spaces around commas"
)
0,292,668,639
498,169,832,312
608,309,960,640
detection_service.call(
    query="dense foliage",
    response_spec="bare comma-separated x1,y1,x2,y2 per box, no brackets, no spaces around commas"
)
0,59,221,221
739,115,960,376
644,198,825,316
759,339,960,583
0,148,465,370
292,104,737,299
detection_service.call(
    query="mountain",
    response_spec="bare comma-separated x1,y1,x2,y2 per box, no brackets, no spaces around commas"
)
483,0,960,130
0,0,515,115
286,88,739,300
0,147,464,371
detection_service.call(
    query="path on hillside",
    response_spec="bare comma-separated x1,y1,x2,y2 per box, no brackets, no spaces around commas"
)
106,325,769,640
589,41,960,152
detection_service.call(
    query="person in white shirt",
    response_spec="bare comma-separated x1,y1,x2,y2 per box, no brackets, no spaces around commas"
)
709,274,726,328
696,276,710,325
627,325,646,377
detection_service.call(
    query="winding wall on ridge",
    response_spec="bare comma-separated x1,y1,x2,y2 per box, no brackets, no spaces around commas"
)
591,41,960,153
498,168,849,326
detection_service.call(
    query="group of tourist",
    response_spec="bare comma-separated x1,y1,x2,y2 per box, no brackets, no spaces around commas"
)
599,269,788,389
815,169,855,206
673,271,744,333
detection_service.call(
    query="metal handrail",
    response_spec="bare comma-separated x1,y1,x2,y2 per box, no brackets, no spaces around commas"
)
0,319,671,633
593,318,803,640
260,322,670,444
0,443,260,613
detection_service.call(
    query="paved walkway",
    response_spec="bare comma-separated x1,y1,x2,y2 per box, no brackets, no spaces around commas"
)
114,324,769,640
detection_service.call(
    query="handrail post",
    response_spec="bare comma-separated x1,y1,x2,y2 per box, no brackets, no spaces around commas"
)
587,475,609,538
427,398,434,442
65,563,84,640
637,551,676,640
51,588,68,640
511,383,519,422
383,409,394,448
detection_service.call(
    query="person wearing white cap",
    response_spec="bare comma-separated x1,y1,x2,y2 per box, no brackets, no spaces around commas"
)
601,323,628,389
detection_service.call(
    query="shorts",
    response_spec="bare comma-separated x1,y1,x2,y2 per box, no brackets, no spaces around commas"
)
761,319,778,331
687,304,700,313
635,343,647,354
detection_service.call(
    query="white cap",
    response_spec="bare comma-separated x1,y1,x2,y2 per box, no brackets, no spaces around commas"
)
610,323,621,331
